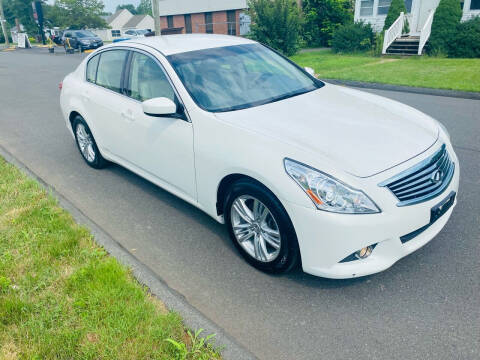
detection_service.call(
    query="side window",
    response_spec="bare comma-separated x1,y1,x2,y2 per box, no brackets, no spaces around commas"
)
126,30,134,35
205,12,213,33
96,50,128,93
64,32,71,38
126,52,175,103
111,30,121,37
86,54,100,83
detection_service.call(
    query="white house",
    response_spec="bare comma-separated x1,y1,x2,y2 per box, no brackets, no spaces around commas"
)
92,9,154,41
354,0,480,55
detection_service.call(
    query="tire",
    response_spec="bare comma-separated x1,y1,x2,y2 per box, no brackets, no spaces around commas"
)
72,116,108,169
224,179,300,274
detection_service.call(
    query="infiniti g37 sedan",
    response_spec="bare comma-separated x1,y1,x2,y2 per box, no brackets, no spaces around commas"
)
60,35,459,279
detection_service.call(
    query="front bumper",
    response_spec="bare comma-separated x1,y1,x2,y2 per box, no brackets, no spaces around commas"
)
284,144,460,279
80,42,103,50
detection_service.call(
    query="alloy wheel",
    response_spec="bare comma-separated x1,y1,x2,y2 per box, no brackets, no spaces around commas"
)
230,195,281,262
76,124,96,163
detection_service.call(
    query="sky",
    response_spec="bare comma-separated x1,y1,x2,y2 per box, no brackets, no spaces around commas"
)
102,0,141,13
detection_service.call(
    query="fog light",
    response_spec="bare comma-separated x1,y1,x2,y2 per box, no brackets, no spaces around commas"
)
355,246,373,259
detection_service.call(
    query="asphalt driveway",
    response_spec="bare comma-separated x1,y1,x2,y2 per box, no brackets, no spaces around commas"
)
0,49,479,360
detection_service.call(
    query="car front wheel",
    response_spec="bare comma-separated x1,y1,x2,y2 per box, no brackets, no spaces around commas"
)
224,179,300,274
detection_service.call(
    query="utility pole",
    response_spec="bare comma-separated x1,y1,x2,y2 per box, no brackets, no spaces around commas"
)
151,0,161,36
0,0,10,47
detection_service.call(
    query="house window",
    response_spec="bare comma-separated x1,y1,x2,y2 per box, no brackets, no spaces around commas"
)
205,12,213,33
111,30,121,37
377,0,392,15
471,0,480,9
360,0,374,16
167,15,173,28
184,14,192,33
404,0,412,12
227,10,236,35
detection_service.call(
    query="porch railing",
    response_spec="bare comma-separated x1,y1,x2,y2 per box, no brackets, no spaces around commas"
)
418,10,434,55
382,12,404,55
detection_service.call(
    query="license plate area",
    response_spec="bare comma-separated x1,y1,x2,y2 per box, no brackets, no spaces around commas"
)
431,191,456,224
400,191,456,244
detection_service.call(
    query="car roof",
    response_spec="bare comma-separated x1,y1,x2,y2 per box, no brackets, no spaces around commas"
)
111,34,255,56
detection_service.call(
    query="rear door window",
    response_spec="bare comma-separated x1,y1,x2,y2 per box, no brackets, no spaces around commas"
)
86,54,100,83
95,50,128,93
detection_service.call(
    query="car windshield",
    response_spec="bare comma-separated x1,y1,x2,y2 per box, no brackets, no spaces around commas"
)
76,30,96,38
137,29,148,35
167,44,323,112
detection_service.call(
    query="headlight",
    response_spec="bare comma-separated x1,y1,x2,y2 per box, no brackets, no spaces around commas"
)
284,159,380,214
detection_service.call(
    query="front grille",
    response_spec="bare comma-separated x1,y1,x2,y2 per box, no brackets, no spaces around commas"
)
379,144,454,206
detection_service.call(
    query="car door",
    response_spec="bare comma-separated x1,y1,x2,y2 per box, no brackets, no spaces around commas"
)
118,50,196,200
84,49,130,155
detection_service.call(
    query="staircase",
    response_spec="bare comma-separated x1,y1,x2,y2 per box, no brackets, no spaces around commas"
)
382,10,435,56
386,36,422,56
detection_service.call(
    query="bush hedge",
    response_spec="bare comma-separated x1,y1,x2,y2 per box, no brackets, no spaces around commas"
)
428,0,462,55
247,0,303,56
331,22,375,53
447,17,480,58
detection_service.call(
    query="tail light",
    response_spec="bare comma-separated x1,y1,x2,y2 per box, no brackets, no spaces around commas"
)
59,81,63,90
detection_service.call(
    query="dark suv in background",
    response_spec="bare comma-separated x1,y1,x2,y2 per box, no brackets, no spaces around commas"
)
62,30,103,52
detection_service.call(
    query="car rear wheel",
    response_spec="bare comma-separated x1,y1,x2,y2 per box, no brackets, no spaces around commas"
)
224,179,300,274
73,116,108,169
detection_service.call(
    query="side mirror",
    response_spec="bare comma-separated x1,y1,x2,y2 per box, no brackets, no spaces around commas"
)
304,67,315,77
143,97,177,117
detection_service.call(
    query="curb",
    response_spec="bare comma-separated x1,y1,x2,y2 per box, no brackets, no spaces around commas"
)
0,144,258,360
323,79,480,100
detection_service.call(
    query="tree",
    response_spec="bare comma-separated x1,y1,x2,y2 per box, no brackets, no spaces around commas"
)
247,0,302,56
136,0,152,16
383,0,409,33
3,0,39,35
302,0,353,47
428,0,462,55
44,0,107,29
116,4,137,14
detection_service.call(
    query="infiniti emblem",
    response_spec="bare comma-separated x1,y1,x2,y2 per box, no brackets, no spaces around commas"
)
431,170,443,183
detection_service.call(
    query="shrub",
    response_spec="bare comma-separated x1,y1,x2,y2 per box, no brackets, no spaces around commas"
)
374,31,385,56
247,0,303,56
447,17,480,58
331,21,375,53
428,0,462,55
0,32,13,44
383,0,409,33
302,0,353,47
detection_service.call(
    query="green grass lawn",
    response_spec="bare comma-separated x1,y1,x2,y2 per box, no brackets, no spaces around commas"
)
291,50,480,92
0,157,220,359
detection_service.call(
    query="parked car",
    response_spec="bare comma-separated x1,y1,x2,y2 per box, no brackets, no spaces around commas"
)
60,35,459,279
123,29,150,38
62,30,103,51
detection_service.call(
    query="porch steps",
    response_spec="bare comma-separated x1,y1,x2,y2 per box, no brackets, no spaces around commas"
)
386,36,423,56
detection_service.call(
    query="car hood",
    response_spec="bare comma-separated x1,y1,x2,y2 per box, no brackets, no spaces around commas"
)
214,84,439,178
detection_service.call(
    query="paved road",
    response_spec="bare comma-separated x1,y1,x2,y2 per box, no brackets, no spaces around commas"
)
1,50,479,360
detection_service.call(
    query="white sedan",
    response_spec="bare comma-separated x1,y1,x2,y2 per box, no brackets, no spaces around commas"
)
60,34,459,279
